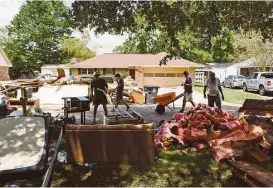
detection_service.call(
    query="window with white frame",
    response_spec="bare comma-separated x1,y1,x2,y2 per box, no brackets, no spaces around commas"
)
106,68,113,75
81,68,94,75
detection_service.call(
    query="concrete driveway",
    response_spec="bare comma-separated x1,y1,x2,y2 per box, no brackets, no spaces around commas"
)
40,86,241,125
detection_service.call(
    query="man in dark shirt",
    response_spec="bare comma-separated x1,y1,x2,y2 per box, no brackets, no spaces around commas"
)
90,71,108,124
113,73,129,110
179,71,195,113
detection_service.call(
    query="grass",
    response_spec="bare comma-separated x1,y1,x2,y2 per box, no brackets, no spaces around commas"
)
51,149,245,187
194,86,270,104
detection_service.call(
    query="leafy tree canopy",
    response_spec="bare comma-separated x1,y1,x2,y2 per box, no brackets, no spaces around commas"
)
59,36,96,62
72,1,273,64
4,1,72,78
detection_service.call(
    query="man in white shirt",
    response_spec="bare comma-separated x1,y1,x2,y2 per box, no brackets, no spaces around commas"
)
203,72,225,108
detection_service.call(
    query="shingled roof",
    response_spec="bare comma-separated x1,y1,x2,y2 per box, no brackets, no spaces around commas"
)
69,52,205,68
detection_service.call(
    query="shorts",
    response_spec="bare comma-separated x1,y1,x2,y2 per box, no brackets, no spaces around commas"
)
93,92,108,105
184,92,193,102
208,94,221,108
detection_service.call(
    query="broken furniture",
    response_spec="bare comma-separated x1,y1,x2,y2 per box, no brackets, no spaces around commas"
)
0,116,63,187
8,98,40,110
229,160,273,187
239,99,273,116
65,123,155,165
63,96,90,125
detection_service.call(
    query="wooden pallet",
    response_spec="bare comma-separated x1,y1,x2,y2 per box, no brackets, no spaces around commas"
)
229,160,273,187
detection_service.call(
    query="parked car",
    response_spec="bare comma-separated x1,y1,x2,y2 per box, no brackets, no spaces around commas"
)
243,72,273,95
223,75,245,88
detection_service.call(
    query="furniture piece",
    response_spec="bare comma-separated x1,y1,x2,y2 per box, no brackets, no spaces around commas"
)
63,96,90,124
8,99,40,109
65,123,155,165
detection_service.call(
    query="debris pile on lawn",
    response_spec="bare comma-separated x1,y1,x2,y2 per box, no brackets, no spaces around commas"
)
155,103,272,162
124,76,144,93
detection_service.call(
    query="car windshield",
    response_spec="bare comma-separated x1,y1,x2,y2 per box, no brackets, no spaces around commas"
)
235,76,244,79
261,73,273,79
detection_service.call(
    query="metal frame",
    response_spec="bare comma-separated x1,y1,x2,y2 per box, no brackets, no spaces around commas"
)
42,127,63,187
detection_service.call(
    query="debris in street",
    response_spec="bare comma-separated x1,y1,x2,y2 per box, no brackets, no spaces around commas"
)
155,103,272,162
123,76,144,93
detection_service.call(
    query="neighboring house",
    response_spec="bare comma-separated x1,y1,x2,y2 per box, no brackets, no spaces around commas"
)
41,64,70,77
0,46,12,81
69,52,205,87
226,58,258,77
195,63,232,85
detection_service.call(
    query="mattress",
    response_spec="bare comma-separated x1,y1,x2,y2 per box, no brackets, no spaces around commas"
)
0,116,47,177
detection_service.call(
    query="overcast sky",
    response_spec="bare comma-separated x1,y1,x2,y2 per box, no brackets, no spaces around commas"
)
0,0,127,54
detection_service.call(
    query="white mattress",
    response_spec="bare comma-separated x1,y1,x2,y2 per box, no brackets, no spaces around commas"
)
0,117,45,171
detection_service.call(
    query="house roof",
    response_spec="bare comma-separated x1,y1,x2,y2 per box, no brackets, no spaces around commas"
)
229,58,255,68
69,52,205,69
206,63,232,68
0,46,12,67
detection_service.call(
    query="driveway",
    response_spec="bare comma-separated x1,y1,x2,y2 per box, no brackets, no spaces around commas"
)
40,86,240,125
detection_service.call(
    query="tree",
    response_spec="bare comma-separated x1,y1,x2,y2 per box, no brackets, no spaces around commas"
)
4,1,72,78
59,36,96,62
72,1,273,64
0,28,9,45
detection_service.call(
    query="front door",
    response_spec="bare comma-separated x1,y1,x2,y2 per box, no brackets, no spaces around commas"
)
129,69,135,79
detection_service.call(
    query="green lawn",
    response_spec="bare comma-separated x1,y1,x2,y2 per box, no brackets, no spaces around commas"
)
51,150,246,187
194,86,270,104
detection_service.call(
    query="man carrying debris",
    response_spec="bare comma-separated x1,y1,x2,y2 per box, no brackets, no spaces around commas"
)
90,71,108,124
113,73,130,110
203,72,225,108
179,71,195,113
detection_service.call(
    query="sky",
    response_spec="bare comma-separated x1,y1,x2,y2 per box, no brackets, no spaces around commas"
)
0,0,127,55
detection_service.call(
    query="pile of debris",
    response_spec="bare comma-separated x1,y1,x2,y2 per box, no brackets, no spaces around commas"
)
124,76,144,93
155,103,273,162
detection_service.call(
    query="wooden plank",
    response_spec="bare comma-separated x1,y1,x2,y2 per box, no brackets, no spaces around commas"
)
229,161,273,187
231,167,262,187
245,147,271,164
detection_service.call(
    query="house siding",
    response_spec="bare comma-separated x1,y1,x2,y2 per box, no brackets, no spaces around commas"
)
0,67,10,81
71,68,128,76
141,67,196,87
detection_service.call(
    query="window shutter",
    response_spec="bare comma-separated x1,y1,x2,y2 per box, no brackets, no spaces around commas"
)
78,68,81,75
103,68,106,75
113,68,115,75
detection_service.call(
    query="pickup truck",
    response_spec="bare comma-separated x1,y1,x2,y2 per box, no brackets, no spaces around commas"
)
243,72,273,95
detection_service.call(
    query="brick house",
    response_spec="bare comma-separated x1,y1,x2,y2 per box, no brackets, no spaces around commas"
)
69,52,204,87
0,46,12,81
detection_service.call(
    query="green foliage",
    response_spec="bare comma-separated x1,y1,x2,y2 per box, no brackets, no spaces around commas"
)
4,1,72,78
0,28,9,45
59,37,95,61
72,1,273,64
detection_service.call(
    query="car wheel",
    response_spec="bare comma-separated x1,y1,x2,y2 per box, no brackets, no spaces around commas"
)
243,83,248,92
259,85,266,96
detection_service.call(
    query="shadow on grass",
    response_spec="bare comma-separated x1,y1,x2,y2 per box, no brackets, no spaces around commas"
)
51,149,247,187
